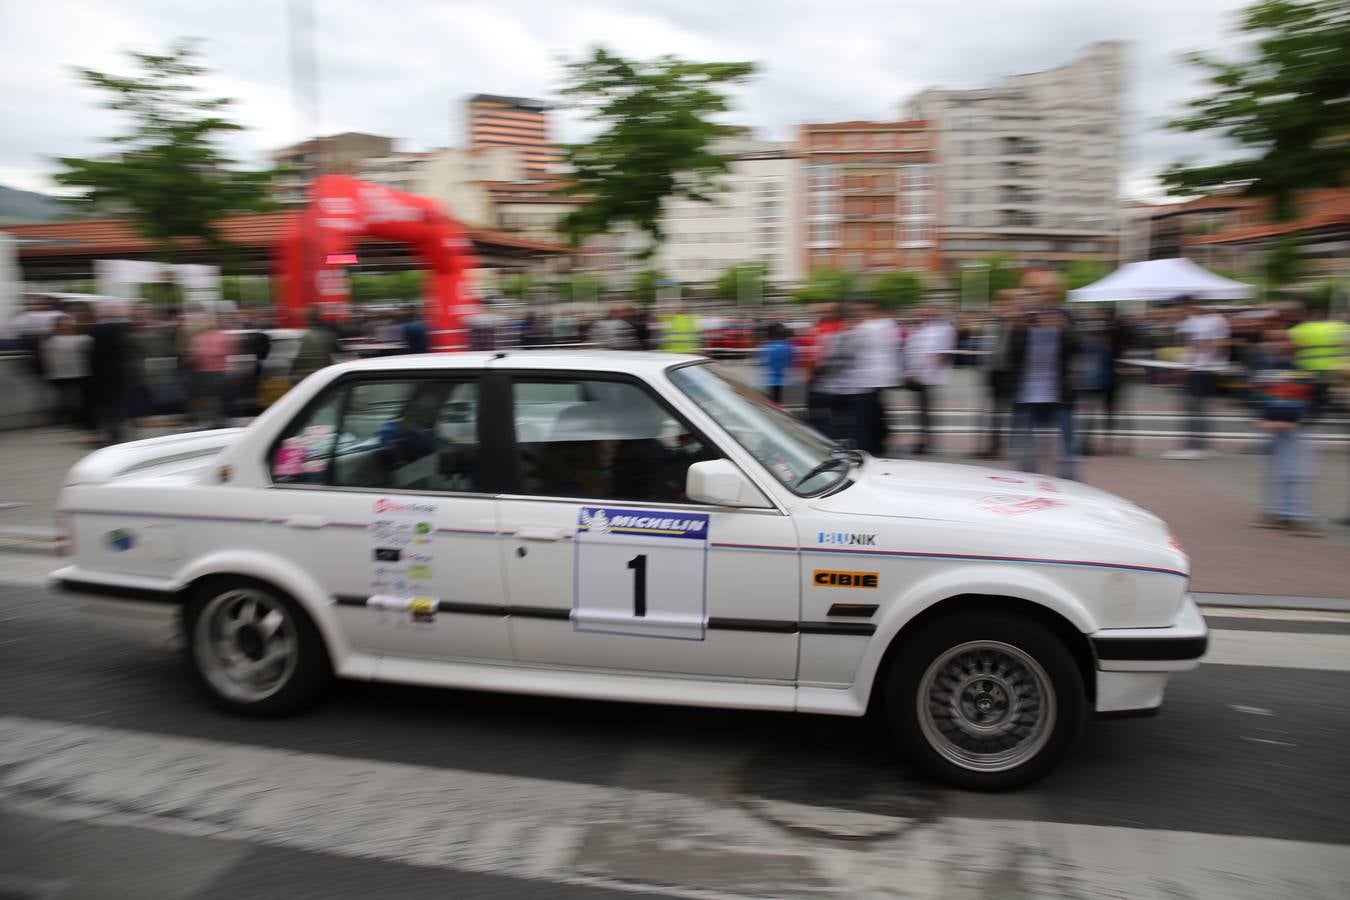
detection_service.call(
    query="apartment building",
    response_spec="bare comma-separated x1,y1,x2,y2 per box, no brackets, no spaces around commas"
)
467,94,560,178
907,42,1124,273
587,136,802,291
798,121,939,275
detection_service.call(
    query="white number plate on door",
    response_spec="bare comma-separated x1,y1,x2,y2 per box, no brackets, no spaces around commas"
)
573,506,709,640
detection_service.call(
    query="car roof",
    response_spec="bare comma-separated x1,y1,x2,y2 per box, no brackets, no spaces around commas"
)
331,349,708,377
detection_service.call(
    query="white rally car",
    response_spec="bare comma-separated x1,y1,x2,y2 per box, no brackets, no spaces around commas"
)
53,352,1206,789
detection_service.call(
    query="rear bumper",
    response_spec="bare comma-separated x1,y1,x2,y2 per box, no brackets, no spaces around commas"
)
50,567,182,650
1089,594,1208,715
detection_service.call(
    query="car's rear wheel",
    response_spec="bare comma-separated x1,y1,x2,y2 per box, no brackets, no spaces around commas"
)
185,578,331,716
886,611,1085,791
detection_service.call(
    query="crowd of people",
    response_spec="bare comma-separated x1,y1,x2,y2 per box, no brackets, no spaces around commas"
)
758,269,1347,533
6,273,1348,532
9,298,276,446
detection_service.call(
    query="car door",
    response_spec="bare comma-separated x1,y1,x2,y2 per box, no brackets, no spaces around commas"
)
261,371,512,663
497,371,800,681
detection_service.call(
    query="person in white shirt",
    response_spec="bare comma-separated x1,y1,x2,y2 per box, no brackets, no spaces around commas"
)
1172,298,1230,458
846,302,901,454
41,315,94,430
901,306,957,454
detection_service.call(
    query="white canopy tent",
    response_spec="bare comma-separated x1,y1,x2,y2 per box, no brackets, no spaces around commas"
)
1067,257,1257,303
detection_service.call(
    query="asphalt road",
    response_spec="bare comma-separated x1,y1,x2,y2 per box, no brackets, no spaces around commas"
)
1,576,1348,899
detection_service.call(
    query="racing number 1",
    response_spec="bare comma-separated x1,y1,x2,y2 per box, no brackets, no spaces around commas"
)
627,554,647,617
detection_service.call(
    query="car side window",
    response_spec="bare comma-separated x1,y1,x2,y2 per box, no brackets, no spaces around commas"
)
512,377,715,503
271,378,481,493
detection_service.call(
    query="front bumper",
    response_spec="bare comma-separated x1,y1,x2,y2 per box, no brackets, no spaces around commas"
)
1089,594,1208,715
50,566,183,650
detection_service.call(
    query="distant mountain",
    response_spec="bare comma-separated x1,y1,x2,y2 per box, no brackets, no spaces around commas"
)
0,184,68,223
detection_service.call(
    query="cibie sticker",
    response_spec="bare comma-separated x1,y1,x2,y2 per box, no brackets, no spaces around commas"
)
574,506,710,641
977,495,1067,517
813,569,879,588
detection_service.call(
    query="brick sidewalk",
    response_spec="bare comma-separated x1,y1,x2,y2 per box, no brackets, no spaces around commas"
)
2,423,1346,598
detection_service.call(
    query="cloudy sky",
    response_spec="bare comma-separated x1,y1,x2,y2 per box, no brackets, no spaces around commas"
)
0,0,1253,201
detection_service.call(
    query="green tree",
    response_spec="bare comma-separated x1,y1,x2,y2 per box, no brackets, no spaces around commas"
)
714,263,769,305
869,271,926,309
1162,0,1350,220
558,272,608,303
629,268,671,303
792,266,860,303
557,48,756,256
501,273,534,301
1064,260,1111,291
53,41,278,251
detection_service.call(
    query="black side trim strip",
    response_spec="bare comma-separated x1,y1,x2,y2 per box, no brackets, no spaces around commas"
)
336,595,517,618
508,606,572,620
57,578,179,605
708,617,798,634
331,597,874,636
800,621,877,636
1095,707,1161,721
1092,635,1209,661
442,601,509,617
826,603,879,619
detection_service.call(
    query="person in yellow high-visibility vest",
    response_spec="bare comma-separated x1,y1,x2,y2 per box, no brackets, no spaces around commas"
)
659,301,702,354
1290,305,1349,417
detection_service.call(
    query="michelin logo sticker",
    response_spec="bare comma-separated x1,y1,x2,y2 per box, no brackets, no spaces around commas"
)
574,506,710,640
579,507,709,540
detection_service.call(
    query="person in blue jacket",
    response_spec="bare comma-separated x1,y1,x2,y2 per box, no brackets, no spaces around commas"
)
760,322,796,405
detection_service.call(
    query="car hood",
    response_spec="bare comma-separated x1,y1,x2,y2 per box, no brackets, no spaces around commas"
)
812,458,1176,549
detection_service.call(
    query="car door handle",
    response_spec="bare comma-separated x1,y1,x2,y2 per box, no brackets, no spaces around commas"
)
515,526,566,542
285,514,329,530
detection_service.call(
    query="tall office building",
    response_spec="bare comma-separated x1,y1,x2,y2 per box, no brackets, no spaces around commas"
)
907,42,1124,275
466,94,560,178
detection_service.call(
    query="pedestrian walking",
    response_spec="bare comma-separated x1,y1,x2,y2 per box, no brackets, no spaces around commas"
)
1010,273,1079,479
1076,306,1128,455
590,302,640,350
41,316,94,431
759,322,796,405
813,305,867,447
291,310,343,384
976,291,1021,459
189,316,238,428
87,302,135,446
804,304,846,435
401,307,430,354
901,306,956,455
848,302,901,456
1250,328,1321,536
1166,297,1230,459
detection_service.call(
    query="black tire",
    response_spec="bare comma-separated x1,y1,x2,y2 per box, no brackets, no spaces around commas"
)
885,610,1086,791
183,577,332,716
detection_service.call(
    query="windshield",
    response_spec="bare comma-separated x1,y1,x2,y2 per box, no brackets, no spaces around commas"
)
669,363,852,495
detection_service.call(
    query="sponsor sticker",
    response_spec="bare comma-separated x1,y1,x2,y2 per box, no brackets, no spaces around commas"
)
103,528,136,552
817,531,878,547
813,569,879,588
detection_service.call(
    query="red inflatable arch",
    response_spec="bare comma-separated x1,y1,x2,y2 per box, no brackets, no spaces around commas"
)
277,174,480,349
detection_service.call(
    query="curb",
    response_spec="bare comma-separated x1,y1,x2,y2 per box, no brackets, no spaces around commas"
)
1193,592,1350,615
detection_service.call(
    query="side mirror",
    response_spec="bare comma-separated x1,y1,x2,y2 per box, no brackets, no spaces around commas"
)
686,459,771,508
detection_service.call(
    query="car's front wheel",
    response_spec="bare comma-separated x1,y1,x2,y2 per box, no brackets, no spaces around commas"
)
185,578,331,716
886,611,1086,790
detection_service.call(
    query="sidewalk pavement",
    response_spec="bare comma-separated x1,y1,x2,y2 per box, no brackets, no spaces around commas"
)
1,419,1346,600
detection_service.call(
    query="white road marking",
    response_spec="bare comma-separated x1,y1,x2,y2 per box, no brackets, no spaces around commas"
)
1241,737,1297,748
2,715,1348,899
1230,705,1275,716
1204,630,1350,672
